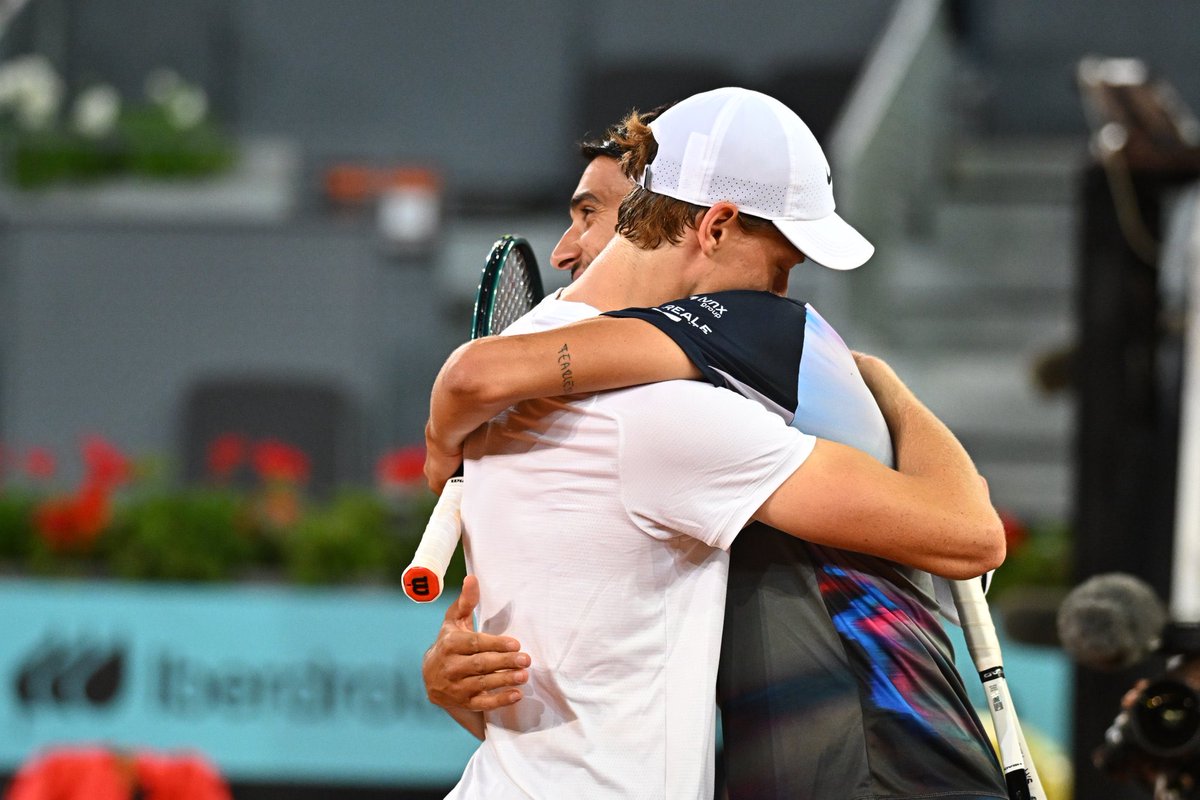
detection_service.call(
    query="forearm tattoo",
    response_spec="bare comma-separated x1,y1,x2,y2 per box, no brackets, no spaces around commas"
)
557,343,575,393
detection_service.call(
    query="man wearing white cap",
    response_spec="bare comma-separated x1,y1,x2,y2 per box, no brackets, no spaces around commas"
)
431,88,1008,800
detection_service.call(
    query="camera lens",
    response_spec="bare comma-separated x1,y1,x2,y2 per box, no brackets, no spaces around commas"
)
1131,679,1200,758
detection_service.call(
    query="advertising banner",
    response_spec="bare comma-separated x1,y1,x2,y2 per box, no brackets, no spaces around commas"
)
0,578,477,785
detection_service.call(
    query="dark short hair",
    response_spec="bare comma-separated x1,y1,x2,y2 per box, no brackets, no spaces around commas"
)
576,104,669,163
578,136,623,161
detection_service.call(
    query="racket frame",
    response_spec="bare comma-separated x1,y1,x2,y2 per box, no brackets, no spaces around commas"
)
472,235,544,340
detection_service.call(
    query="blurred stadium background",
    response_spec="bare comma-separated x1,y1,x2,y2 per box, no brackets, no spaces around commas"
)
1,0,1199,797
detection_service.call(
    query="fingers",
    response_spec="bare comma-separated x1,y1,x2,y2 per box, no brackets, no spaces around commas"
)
424,458,449,495
423,636,532,711
425,576,532,712
449,643,530,678
445,578,480,630
458,575,479,617
431,629,528,673
453,662,532,712
460,682,527,712
423,424,462,495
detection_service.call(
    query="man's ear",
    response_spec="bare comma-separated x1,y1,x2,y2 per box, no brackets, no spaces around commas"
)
696,202,740,257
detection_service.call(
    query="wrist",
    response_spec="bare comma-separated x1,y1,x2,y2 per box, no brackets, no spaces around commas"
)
425,419,462,460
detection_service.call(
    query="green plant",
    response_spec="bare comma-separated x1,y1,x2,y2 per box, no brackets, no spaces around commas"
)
987,518,1072,601
0,436,471,589
0,59,236,189
103,489,255,581
0,491,37,560
283,490,392,585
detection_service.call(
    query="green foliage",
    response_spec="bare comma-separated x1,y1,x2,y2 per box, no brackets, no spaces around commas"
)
0,62,236,190
0,491,36,560
988,519,1073,601
7,129,123,187
1,432,441,587
284,491,393,585
0,478,453,586
5,116,235,189
115,106,236,178
103,489,254,582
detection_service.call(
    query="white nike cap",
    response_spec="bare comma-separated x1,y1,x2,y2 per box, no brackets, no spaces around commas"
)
637,86,874,270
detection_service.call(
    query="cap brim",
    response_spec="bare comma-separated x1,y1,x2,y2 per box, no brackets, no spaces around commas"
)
774,213,874,271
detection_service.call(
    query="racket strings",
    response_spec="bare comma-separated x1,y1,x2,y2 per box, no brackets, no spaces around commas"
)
490,251,539,334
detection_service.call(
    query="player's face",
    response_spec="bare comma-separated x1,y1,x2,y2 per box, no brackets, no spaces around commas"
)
747,225,806,296
550,156,631,281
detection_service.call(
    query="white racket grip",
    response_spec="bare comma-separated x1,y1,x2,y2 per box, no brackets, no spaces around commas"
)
402,477,464,603
950,576,1003,673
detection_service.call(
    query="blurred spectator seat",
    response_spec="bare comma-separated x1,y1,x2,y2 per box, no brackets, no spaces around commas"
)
759,59,864,143
576,59,859,151
577,62,740,140
5,746,231,800
180,376,359,494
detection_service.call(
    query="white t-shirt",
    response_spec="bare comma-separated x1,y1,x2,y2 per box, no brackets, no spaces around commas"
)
445,294,816,800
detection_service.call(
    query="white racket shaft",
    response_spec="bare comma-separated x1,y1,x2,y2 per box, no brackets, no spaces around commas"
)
951,577,1046,800
402,477,464,602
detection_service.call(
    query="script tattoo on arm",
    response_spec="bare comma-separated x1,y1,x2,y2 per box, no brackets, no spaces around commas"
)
557,343,574,393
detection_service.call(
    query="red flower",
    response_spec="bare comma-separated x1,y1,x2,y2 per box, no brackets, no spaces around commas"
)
998,509,1028,553
376,445,426,489
33,482,111,553
206,433,247,480
24,447,57,481
251,440,310,484
73,482,111,536
81,435,131,490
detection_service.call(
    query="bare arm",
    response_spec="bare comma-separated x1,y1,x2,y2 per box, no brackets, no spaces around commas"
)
422,576,532,740
755,354,1006,579
425,316,699,492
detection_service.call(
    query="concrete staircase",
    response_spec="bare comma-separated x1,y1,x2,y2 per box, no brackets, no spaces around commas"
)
860,138,1088,522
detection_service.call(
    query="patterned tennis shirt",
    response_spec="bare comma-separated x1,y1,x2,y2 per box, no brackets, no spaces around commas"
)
608,290,1007,800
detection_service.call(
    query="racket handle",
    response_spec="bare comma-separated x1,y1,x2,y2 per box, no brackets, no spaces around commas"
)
402,477,464,602
1017,719,1047,800
979,669,1031,800
950,576,1003,672
950,577,1046,800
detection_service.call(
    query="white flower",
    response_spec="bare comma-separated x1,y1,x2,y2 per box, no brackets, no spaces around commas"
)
72,84,121,138
166,85,208,129
0,54,64,130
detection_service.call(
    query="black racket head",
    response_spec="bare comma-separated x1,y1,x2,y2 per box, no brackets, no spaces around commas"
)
472,235,545,339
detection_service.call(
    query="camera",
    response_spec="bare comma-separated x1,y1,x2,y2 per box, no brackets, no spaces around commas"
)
1098,675,1200,760
1057,573,1200,798
1092,660,1200,798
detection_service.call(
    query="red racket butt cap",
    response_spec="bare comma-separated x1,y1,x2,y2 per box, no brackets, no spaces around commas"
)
403,566,442,602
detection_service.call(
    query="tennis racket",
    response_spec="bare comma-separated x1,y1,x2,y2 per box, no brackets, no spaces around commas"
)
402,235,544,602
950,576,1047,800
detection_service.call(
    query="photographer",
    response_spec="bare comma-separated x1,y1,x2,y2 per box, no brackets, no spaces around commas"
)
1059,572,1200,799
1101,657,1200,799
